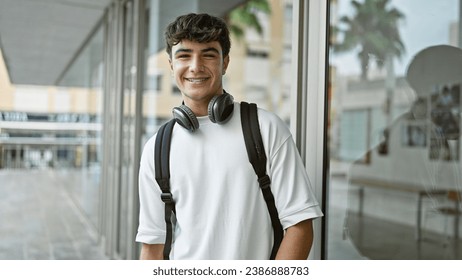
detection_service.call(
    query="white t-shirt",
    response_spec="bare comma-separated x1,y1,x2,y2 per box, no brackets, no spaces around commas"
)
136,103,323,259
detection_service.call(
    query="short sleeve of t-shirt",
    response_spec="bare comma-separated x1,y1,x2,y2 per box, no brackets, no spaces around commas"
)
136,135,167,244
258,109,323,229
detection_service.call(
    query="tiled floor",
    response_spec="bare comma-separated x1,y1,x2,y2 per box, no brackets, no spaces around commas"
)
327,175,462,260
2,168,460,260
345,212,462,259
0,169,107,260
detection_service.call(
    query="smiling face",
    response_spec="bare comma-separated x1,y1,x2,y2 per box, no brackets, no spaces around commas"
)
170,39,230,115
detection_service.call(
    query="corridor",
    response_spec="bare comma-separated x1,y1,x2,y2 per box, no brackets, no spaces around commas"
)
0,169,107,259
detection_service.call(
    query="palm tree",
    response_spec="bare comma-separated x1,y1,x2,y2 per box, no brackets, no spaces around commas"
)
227,0,271,40
333,0,405,81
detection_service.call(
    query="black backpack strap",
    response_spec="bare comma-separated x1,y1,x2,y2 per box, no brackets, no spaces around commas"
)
154,119,176,260
240,102,284,260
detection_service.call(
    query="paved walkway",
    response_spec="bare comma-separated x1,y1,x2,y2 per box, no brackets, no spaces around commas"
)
0,169,107,260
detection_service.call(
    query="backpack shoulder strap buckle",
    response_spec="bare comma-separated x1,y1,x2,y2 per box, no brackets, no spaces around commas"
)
161,193,174,204
258,175,271,189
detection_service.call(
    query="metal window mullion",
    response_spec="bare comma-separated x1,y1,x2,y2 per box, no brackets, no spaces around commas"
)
100,1,125,259
290,0,307,156
117,0,132,260
291,0,328,260
125,0,146,260
102,4,115,258
306,0,328,260
111,0,126,259
107,4,119,259
99,7,113,257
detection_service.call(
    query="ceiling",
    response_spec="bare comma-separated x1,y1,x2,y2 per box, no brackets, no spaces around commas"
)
0,0,112,86
0,0,244,86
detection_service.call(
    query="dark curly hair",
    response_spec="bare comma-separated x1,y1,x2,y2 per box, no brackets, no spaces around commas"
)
165,13,231,58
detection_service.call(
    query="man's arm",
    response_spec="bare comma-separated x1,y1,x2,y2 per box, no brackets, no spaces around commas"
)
140,243,164,260
275,219,314,260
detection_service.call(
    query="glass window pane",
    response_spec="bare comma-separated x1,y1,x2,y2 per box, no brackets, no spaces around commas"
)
56,25,104,229
137,0,296,259
327,0,462,259
142,0,295,145
0,15,104,259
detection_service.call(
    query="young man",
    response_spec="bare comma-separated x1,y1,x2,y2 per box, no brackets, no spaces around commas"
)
136,13,323,260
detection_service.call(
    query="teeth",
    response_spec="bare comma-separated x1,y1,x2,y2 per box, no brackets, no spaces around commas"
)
187,78,207,82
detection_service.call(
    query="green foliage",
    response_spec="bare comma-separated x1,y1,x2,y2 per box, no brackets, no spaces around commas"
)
332,0,405,80
228,0,271,41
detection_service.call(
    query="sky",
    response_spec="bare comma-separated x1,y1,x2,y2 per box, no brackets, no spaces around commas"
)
331,0,460,77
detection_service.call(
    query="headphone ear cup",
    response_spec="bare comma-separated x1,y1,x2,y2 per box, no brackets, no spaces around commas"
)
208,93,234,124
172,105,199,132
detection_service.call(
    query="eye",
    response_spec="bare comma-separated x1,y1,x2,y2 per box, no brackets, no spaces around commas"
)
203,53,217,59
176,54,190,59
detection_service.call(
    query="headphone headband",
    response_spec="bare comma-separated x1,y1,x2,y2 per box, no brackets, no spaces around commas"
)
172,91,234,132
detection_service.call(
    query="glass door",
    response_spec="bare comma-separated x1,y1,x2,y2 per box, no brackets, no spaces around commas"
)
326,0,462,259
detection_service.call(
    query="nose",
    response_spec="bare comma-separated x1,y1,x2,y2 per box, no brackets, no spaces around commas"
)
190,56,204,72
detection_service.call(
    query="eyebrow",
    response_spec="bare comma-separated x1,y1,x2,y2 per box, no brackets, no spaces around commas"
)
174,47,220,55
201,47,220,54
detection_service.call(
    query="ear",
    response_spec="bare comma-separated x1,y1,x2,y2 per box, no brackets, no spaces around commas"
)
222,55,230,75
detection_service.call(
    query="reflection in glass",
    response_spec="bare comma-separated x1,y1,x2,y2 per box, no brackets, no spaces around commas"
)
327,0,462,259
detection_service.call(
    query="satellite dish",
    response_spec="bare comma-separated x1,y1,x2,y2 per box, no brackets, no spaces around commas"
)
406,45,462,96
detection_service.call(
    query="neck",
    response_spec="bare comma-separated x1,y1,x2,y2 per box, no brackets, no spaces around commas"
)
185,101,209,117
183,89,226,116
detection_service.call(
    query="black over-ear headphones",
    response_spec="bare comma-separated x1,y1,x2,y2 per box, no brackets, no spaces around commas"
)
172,91,234,132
